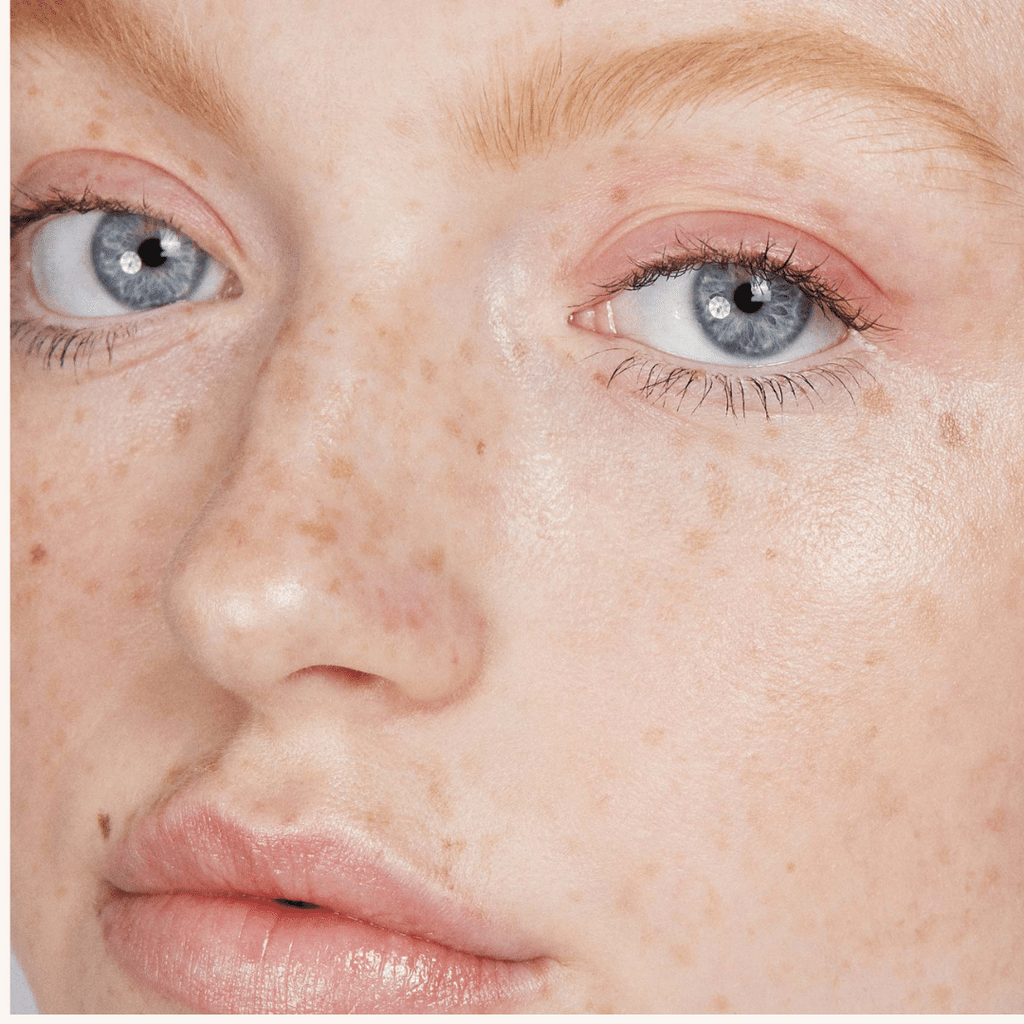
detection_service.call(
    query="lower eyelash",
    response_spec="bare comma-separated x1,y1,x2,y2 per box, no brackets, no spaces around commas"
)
607,351,875,419
10,319,129,370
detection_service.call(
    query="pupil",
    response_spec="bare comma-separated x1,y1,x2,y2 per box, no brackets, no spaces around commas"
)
733,280,765,315
137,236,167,268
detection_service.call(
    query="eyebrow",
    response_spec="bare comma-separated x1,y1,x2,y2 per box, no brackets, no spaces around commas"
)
449,28,1019,187
11,0,249,153
11,0,1018,200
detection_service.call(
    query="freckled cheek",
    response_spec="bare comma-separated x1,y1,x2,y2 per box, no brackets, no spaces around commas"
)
12,386,233,639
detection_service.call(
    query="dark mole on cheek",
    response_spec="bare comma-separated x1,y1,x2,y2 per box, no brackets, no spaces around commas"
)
30,543,47,565
98,813,111,840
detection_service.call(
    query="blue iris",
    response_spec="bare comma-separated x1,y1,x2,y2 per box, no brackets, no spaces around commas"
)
692,264,812,359
90,212,209,310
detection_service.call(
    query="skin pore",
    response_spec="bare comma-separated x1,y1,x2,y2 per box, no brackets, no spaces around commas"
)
10,0,1024,1013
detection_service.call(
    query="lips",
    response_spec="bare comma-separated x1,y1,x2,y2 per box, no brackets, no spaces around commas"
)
99,802,550,1013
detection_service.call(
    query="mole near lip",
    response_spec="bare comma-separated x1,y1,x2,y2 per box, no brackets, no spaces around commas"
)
99,801,550,1013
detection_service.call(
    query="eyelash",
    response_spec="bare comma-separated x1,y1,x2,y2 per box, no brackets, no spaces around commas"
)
13,189,887,420
581,234,891,419
10,187,192,369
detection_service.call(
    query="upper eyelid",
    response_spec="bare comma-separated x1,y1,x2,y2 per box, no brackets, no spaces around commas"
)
571,211,893,319
12,150,246,262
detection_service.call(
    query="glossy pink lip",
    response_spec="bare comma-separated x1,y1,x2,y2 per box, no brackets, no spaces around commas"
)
100,803,549,1013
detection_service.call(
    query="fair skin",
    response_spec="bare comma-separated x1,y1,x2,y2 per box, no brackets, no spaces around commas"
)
10,0,1024,1013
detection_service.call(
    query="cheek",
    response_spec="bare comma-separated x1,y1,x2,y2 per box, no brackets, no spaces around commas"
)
10,369,233,772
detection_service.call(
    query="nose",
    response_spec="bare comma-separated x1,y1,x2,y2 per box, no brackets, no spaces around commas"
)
163,326,488,708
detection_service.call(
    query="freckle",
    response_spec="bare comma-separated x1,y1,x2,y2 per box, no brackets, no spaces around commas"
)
386,114,416,138
873,776,906,819
813,199,847,228
130,585,152,605
862,384,893,416
684,527,713,555
711,994,731,1012
786,861,795,872
475,439,486,456
642,728,665,746
764,547,777,560
28,84,40,96
86,120,104,140
186,158,207,180
298,518,339,544
931,985,953,1012
552,0,569,7
704,465,733,519
938,411,965,449
173,408,194,439
420,357,437,383
985,807,1007,833
128,384,147,405
83,578,102,595
457,337,477,364
405,199,423,215
30,544,47,565
98,813,111,840
329,456,354,480
417,546,445,574
444,417,463,438
610,185,629,204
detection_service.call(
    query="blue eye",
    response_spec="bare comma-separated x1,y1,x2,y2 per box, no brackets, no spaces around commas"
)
586,262,847,367
30,209,228,317
690,265,812,359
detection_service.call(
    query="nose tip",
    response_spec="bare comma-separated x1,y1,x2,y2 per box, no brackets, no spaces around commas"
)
164,499,487,708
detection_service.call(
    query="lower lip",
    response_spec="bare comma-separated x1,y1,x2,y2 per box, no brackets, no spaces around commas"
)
101,891,546,1013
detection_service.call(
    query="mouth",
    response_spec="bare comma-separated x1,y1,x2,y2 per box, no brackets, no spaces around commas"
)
99,802,550,1013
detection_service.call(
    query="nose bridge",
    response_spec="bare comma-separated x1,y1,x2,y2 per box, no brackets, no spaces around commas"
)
164,296,489,707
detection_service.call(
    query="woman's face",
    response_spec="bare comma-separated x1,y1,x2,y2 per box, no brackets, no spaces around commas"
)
11,0,1024,1013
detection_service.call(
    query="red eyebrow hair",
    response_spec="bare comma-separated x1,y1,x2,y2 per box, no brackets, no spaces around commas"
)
11,0,249,153
448,27,1019,189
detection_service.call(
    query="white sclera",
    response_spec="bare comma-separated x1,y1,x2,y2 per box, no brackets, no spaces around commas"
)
31,210,226,317
607,267,848,367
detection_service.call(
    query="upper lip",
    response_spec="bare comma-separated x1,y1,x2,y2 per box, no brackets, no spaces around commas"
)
103,796,542,963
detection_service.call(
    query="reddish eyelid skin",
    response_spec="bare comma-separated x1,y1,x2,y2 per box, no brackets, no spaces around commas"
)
573,209,893,324
14,149,243,263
